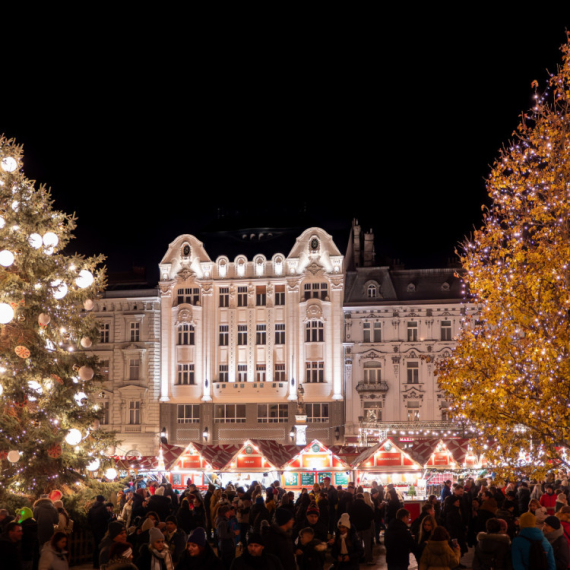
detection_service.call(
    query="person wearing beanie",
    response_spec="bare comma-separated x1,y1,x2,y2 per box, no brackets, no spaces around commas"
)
472,517,511,570
106,541,138,570
250,497,270,534
544,515,569,570
88,495,109,568
174,527,223,570
292,503,327,543
229,531,283,570
99,521,127,566
348,492,375,565
512,511,555,570
16,507,39,570
164,515,187,563
384,508,414,570
147,487,172,523
135,526,174,570
263,507,296,570
330,512,363,570
54,500,73,538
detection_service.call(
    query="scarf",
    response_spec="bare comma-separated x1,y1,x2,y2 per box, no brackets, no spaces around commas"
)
340,533,348,554
149,546,174,570
545,526,564,544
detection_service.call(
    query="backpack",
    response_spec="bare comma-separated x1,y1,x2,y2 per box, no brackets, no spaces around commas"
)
521,535,548,570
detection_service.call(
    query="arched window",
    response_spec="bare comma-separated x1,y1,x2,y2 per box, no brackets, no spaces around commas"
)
177,323,195,345
305,320,324,342
363,361,381,384
367,284,377,298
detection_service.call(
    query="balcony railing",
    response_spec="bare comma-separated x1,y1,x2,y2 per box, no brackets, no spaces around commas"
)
355,381,389,393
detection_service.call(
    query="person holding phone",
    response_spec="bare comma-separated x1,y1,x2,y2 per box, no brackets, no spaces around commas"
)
418,526,460,570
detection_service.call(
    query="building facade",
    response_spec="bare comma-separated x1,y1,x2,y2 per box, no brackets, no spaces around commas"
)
343,221,475,443
157,228,345,447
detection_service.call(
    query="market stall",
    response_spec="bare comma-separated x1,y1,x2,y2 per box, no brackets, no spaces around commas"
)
166,442,221,490
281,440,353,490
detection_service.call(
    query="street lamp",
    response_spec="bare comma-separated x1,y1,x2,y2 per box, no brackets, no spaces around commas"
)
160,427,168,445
203,427,209,442
334,427,340,441
289,429,295,442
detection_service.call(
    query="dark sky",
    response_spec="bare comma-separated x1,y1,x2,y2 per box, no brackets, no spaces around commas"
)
2,19,568,282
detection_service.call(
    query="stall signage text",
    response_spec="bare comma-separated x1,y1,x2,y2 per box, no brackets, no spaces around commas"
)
236,456,262,469
375,452,402,466
301,453,331,469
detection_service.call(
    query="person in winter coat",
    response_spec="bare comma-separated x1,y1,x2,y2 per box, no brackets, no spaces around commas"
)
476,496,498,534
472,517,511,570
263,508,296,570
189,496,206,531
418,525,460,570
292,504,328,542
294,527,327,570
440,481,452,503
330,513,364,570
16,507,39,570
556,506,570,552
544,515,569,570
542,485,559,516
250,497,270,533
164,516,187,564
511,511,555,570
444,496,467,556
0,521,24,570
495,500,517,539
414,515,437,565
99,522,128,566
216,505,239,569
174,527,224,570
102,542,138,570
38,531,69,570
348,492,375,564
88,495,110,568
230,531,284,570
518,483,531,515
556,494,569,513
385,508,415,570
147,487,172,522
34,495,59,548
175,499,193,534
529,498,549,528
135,527,174,570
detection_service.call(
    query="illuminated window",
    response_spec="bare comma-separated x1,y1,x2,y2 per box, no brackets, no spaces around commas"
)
218,365,228,382
177,288,200,305
256,324,266,345
441,402,450,421
304,282,328,301
177,323,195,345
441,320,452,341
407,362,419,384
275,323,285,345
219,287,229,308
129,401,140,425
256,286,266,306
177,364,195,385
306,403,329,422
275,363,285,381
256,364,266,382
215,404,246,423
306,361,324,383
407,400,420,422
275,285,285,305
100,323,110,344
129,358,140,380
219,325,229,346
305,320,324,342
237,364,247,382
177,404,199,423
238,325,248,345
130,322,140,342
363,361,381,384
258,404,288,423
407,322,418,342
237,286,248,307
364,401,382,421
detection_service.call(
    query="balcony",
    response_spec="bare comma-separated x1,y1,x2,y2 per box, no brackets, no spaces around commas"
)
213,381,289,400
355,381,389,394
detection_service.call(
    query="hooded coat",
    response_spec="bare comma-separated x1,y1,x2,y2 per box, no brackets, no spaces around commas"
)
544,526,569,570
330,526,364,570
146,493,172,522
229,549,285,570
33,498,59,546
472,531,511,570
174,542,224,570
418,539,460,570
511,526,556,570
263,524,296,570
385,518,415,567
38,542,69,570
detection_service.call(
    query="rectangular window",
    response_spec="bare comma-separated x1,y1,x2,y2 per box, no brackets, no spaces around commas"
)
306,403,329,423
178,324,195,345
256,364,266,382
363,362,381,384
237,364,247,383
177,364,195,385
130,322,140,342
256,286,266,306
306,320,324,342
257,403,288,423
256,324,266,345
219,325,229,346
304,282,328,301
129,401,140,425
441,402,450,422
237,286,248,307
306,361,324,383
214,404,246,423
100,323,110,344
100,359,110,382
219,287,229,308
177,404,200,423
407,362,419,384
129,358,140,380
237,325,248,345
177,288,200,305
275,363,285,381
441,320,452,341
275,323,285,345
407,322,418,342
407,401,420,422
364,401,382,421
363,322,371,343
275,285,285,306
374,322,382,342
218,365,228,382
100,401,110,425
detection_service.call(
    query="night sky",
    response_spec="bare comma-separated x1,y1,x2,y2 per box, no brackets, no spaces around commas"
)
1,20,568,282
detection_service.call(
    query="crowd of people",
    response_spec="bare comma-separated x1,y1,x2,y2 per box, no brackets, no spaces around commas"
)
2,474,570,569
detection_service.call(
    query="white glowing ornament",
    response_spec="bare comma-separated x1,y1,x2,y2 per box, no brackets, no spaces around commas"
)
38,313,51,326
43,232,59,248
0,217,4,229
87,458,100,471
83,299,94,311
28,233,42,249
0,303,14,324
0,250,14,267
105,468,118,480
74,391,88,406
65,429,82,445
1,157,17,172
7,450,20,462
80,337,92,348
11,201,19,212
76,269,94,289
79,365,94,381
51,280,68,299
0,384,3,396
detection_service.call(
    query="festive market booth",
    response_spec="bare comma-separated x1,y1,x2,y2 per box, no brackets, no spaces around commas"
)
165,442,224,490
113,443,185,480
217,440,299,489
281,440,353,490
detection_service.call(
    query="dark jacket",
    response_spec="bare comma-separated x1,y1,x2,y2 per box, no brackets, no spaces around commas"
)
88,500,110,540
472,531,512,570
348,498,374,532
146,494,172,522
230,549,284,570
166,528,187,563
175,505,193,534
292,517,328,542
263,524,296,570
20,516,39,562
545,527,570,570
216,515,235,556
135,544,174,570
518,487,531,515
190,505,206,531
0,536,22,570
174,542,224,570
385,518,415,567
104,557,139,570
295,538,326,570
33,498,59,545
330,526,364,570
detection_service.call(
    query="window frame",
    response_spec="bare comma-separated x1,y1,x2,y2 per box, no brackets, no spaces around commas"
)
305,320,324,342
407,361,419,384
219,287,229,308
237,325,248,345
177,363,195,385
214,404,247,423
441,320,452,341
177,323,195,346
306,402,329,423
256,324,266,345
177,404,200,423
275,323,285,345
237,286,248,307
306,361,324,383
407,321,418,342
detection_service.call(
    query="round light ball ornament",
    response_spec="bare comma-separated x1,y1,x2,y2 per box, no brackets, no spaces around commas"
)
50,280,68,300
83,299,94,311
76,269,94,289
1,157,17,172
0,303,14,324
47,444,62,459
38,313,51,326
79,365,94,381
0,250,14,267
43,232,59,248
87,458,100,471
7,450,20,463
65,429,82,446
105,467,118,480
80,337,92,348
29,233,43,249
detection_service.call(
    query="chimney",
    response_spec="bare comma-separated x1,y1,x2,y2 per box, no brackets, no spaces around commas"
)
363,229,375,267
352,219,361,267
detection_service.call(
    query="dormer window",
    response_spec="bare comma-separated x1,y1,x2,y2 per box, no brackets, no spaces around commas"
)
367,284,377,298
407,283,416,292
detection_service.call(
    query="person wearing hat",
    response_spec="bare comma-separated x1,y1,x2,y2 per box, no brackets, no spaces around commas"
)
544,515,569,570
293,503,327,542
16,507,38,570
105,542,138,570
229,532,283,570
99,521,127,566
263,508,296,570
174,527,223,570
164,515,187,563
472,517,511,570
135,526,174,570
33,494,59,549
330,513,363,570
512,511,555,570
88,495,109,568
216,505,239,569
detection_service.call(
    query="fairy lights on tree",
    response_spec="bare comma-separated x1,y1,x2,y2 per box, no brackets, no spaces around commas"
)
0,136,118,496
438,36,570,480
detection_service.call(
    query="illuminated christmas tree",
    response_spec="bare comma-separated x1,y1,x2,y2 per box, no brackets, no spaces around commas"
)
438,36,570,479
0,137,117,496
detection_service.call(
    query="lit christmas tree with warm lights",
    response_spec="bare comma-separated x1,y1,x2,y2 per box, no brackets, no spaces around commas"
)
438,37,570,479
0,136,117,497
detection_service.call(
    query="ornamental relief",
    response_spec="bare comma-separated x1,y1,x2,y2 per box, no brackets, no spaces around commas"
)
329,276,344,291
200,282,213,296
306,301,323,320
177,267,193,281
402,387,424,400
306,262,326,276
175,306,194,326
159,281,176,296
287,278,301,292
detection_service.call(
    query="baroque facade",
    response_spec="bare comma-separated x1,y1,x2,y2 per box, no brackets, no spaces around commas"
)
157,228,345,446
343,221,475,443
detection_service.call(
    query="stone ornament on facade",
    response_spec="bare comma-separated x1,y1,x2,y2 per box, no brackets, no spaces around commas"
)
306,300,323,320
200,282,213,296
329,276,343,291
286,278,301,293
306,261,326,276
177,267,193,281
175,306,193,326
402,387,424,400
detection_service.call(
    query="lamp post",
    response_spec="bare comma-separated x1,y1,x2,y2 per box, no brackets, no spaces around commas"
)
294,384,307,445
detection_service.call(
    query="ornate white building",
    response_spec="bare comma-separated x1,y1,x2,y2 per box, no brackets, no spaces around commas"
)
91,286,162,456
343,221,475,442
157,227,346,446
